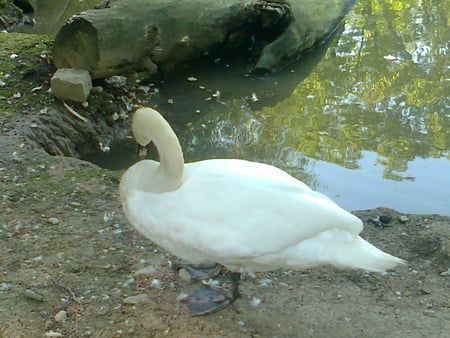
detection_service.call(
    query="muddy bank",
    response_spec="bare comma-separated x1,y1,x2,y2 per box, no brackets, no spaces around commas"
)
1,32,449,337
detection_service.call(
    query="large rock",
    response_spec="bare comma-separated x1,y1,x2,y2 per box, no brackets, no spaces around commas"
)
50,68,92,102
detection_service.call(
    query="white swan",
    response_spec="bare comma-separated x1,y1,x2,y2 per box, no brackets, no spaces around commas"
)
120,107,405,315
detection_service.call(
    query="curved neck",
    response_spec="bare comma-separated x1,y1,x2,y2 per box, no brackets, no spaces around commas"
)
134,108,184,191
153,119,184,189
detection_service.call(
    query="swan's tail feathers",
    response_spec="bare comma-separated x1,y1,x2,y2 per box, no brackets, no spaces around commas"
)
338,237,407,272
286,229,406,272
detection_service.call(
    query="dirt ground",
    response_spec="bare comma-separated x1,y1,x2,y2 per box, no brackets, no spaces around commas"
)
0,135,449,337
0,31,449,338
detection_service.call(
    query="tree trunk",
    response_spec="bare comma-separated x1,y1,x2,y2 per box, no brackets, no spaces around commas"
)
53,0,356,79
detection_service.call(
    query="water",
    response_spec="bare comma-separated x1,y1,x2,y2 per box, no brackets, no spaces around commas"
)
16,0,450,215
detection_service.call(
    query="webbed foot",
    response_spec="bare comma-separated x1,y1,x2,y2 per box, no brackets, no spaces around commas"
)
181,286,235,315
181,272,241,316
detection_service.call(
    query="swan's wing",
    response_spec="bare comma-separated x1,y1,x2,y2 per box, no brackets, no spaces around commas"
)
126,159,363,261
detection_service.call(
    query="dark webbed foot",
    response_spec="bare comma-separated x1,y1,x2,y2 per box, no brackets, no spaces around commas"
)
181,272,241,316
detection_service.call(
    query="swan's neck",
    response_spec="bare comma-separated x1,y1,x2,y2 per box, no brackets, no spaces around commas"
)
154,128,184,190
146,112,184,191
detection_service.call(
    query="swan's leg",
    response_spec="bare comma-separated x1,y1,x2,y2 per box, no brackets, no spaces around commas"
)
172,261,221,280
181,272,241,316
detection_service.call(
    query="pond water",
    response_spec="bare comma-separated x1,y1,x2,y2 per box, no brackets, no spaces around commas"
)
15,0,450,215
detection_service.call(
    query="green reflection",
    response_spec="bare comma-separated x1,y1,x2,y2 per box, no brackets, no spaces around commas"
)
254,0,449,180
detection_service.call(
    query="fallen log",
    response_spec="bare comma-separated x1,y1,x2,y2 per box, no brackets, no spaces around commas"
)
53,0,356,79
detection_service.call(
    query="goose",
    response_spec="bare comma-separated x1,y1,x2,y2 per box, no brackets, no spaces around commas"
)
120,107,405,315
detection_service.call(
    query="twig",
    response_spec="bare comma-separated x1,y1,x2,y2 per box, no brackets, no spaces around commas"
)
48,277,84,309
62,101,89,123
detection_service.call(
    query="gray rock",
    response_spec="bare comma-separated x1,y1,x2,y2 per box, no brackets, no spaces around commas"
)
123,293,149,305
51,68,92,102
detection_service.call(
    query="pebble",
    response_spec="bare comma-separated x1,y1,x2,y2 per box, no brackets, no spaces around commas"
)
47,217,60,225
423,309,436,317
123,294,149,305
249,297,261,307
399,215,409,223
133,266,157,278
54,310,67,325
440,268,450,276
177,268,192,282
150,279,162,289
22,289,44,301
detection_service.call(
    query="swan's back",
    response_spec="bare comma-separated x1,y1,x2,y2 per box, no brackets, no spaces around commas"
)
123,158,372,270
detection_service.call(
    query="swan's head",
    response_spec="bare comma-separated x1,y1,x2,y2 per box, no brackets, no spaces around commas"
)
127,107,184,192
132,108,157,147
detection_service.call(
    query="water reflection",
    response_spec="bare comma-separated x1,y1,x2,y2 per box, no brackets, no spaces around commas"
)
19,0,449,214
140,0,449,214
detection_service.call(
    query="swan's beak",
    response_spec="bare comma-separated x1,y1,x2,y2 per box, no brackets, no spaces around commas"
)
137,144,148,158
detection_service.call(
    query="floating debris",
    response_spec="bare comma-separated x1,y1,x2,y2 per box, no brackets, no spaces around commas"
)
383,54,404,62
99,142,110,153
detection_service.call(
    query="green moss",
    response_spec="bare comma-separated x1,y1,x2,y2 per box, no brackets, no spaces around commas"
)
0,32,55,116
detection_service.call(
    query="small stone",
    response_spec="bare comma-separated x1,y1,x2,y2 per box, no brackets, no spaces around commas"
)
22,289,44,301
51,68,92,102
47,217,60,225
134,266,157,278
123,294,149,305
177,268,192,283
379,215,392,224
423,309,435,317
440,268,450,276
399,215,409,223
54,310,67,325
249,297,261,307
91,86,103,94
150,279,162,289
